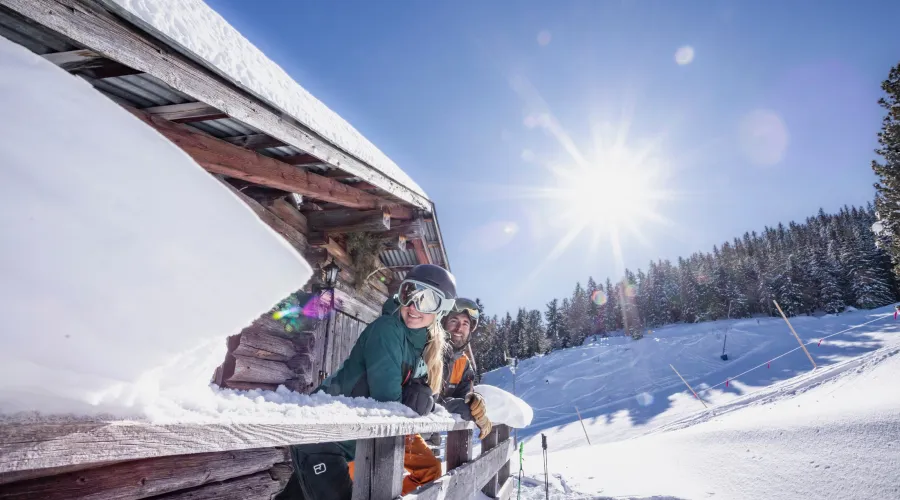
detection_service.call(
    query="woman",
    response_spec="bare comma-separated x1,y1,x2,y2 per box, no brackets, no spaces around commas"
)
285,264,457,500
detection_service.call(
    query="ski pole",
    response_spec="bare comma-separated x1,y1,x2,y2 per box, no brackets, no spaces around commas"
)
517,441,524,500
541,433,549,500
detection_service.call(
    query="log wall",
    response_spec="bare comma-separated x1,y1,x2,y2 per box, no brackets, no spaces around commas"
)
0,448,292,500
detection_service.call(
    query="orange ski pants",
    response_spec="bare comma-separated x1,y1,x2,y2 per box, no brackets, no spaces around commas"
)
348,434,442,495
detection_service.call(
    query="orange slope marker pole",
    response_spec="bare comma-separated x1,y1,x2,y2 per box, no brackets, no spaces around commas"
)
773,300,817,370
669,364,708,408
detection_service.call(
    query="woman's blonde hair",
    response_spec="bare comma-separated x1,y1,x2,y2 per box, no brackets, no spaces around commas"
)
422,319,448,394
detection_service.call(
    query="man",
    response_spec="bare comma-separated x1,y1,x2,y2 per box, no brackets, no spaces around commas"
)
428,298,492,445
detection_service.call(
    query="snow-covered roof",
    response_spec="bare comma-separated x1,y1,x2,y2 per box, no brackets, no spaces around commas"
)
103,0,428,201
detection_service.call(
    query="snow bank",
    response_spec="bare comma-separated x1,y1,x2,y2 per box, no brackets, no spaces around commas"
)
105,0,427,199
475,384,533,428
0,38,311,417
482,307,900,499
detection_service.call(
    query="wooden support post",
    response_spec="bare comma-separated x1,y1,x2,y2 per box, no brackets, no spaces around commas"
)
445,429,473,471
669,364,708,408
574,406,592,445
411,238,431,265
773,300,817,370
481,425,511,498
352,436,404,500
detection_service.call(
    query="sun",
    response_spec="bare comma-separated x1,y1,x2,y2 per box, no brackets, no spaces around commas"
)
555,151,664,233
536,132,673,265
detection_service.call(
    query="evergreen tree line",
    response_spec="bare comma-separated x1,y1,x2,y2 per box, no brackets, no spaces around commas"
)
471,205,899,375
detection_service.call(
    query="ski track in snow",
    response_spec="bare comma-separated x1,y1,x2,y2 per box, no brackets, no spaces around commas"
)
483,306,900,499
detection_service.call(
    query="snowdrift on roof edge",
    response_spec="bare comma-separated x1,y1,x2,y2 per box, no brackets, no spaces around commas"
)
0,37,311,416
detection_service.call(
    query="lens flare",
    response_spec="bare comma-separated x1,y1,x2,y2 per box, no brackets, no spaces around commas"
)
591,290,607,305
635,392,654,407
272,305,300,320
623,283,637,298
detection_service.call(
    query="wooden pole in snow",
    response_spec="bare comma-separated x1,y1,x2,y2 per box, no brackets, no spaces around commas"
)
574,406,592,445
669,364,708,408
773,300,817,370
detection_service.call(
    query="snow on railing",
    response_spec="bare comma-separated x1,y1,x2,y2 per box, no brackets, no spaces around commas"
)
0,417,513,500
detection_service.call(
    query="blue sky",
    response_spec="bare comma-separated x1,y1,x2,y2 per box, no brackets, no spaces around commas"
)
205,0,900,317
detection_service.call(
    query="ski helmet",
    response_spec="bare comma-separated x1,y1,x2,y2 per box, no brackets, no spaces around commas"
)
444,297,480,333
398,264,457,315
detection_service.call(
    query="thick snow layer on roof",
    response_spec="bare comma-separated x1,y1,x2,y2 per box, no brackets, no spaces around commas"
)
107,0,427,199
0,37,311,417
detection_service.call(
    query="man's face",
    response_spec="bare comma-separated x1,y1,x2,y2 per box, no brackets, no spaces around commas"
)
444,312,472,349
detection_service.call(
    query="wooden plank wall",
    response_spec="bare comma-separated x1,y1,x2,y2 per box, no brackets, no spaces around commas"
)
0,448,292,500
324,309,369,377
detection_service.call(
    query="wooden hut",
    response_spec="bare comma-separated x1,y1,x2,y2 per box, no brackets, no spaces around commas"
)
0,0,451,396
0,1,514,499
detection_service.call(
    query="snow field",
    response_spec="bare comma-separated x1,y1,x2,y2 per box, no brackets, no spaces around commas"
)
482,306,900,499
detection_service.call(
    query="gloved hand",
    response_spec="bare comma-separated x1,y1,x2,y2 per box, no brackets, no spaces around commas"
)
465,392,492,437
442,397,473,420
402,379,435,416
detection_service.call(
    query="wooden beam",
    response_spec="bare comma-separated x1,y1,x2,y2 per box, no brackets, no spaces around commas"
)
126,107,412,217
411,238,432,265
143,102,228,123
277,153,326,166
152,464,292,500
268,198,309,235
227,355,293,385
41,49,140,78
348,181,380,191
1,0,431,210
402,438,515,500
232,330,297,362
353,436,404,500
222,133,285,150
0,420,473,476
0,448,288,500
307,208,390,235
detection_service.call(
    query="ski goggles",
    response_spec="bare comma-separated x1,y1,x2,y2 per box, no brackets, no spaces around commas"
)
451,298,480,330
398,280,455,315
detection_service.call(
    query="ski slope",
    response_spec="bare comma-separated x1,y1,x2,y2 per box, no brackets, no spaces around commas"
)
482,306,900,499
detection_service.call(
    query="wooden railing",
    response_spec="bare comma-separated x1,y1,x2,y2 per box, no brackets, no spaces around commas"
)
0,417,514,500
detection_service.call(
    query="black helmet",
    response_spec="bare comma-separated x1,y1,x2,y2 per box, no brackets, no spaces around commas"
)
398,264,457,315
405,264,457,300
444,297,480,332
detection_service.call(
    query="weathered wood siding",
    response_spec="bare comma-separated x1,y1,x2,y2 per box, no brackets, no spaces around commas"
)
325,310,367,376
